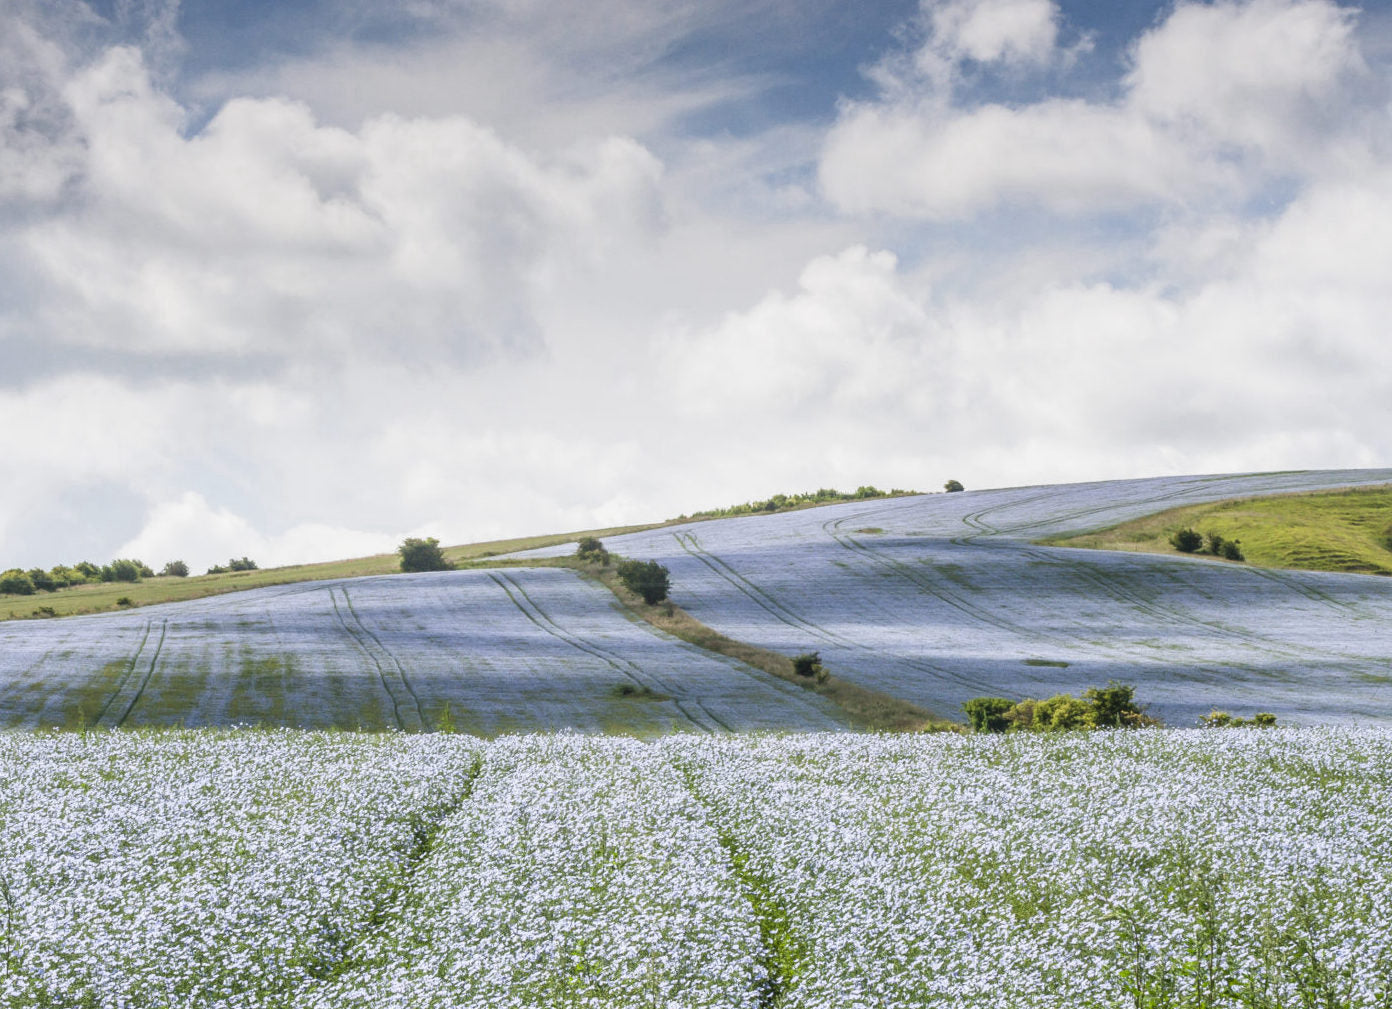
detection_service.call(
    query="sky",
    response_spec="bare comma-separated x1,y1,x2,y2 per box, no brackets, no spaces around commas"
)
2,0,1390,572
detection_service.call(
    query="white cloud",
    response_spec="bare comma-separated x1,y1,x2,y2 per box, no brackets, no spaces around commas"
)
926,0,1060,66
658,246,935,413
823,0,1375,219
14,46,664,363
114,492,401,572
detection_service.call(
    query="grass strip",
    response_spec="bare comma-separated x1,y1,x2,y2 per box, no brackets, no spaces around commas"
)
535,557,957,734
1041,484,1392,576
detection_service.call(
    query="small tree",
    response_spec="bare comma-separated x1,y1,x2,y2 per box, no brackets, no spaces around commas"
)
1220,539,1244,561
1170,528,1203,553
101,559,143,583
161,560,190,577
963,696,1014,733
575,537,609,564
227,557,258,572
1033,693,1094,731
616,559,670,604
398,537,451,573
1084,681,1144,728
944,479,965,492
791,651,822,678
26,568,57,592
0,570,35,596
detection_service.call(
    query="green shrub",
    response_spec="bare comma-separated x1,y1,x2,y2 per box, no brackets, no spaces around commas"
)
1004,698,1038,731
1202,709,1278,728
1084,681,1143,728
48,565,83,587
0,569,36,595
1034,693,1095,731
398,537,451,573
101,559,143,583
616,559,670,604
944,479,965,492
1220,539,1245,561
791,651,822,679
228,557,258,572
26,568,57,592
74,561,101,579
161,560,190,577
115,596,133,607
963,696,1014,733
575,537,609,564
1170,528,1203,553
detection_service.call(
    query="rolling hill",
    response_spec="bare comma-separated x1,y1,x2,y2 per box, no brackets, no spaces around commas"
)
3,468,1392,731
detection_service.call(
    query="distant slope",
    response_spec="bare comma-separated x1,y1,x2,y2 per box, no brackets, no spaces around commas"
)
514,470,1392,728
1042,484,1392,575
0,522,670,622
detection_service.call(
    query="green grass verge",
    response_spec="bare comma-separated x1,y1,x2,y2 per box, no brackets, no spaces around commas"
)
1041,484,1392,575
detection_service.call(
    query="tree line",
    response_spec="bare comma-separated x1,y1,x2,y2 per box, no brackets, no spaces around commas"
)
0,556,259,595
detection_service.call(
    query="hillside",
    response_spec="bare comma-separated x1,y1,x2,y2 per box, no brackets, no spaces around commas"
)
3,469,1392,732
1041,484,1392,575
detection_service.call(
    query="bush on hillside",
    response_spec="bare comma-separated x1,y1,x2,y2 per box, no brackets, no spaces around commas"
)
791,651,822,679
1220,539,1245,561
48,565,84,588
575,537,609,564
1200,710,1278,728
101,559,145,583
208,557,259,575
1084,681,1146,728
0,569,36,595
616,559,670,604
965,682,1160,733
398,537,452,573
74,561,101,580
944,479,965,493
161,560,190,577
963,696,1014,733
1170,528,1203,553
27,568,57,592
1033,693,1094,731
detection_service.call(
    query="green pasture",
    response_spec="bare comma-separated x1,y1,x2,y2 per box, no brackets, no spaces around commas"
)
1044,484,1392,575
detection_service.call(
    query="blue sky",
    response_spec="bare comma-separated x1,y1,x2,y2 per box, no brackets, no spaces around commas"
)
2,0,1391,571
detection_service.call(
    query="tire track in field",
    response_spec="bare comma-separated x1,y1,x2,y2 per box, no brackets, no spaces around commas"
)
329,586,424,732
1014,543,1383,666
827,504,1350,676
674,532,994,695
952,477,1381,660
95,619,168,728
822,517,1078,649
489,572,722,733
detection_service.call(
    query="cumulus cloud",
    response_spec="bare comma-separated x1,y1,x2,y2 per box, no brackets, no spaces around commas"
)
658,246,936,414
2,0,1389,575
823,0,1376,219
925,0,1060,67
113,492,401,573
6,44,664,367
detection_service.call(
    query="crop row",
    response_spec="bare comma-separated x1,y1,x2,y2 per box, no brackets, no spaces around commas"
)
2,727,1390,1007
